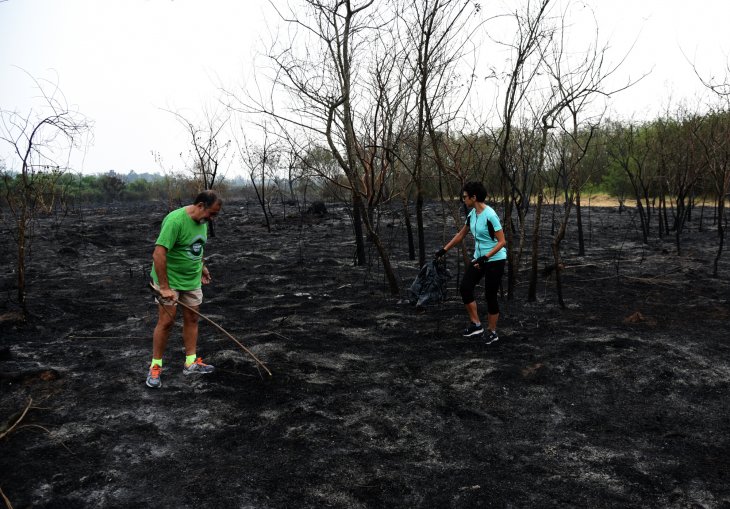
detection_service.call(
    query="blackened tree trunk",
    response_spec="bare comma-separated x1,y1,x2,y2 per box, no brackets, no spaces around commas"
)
352,192,367,266
576,191,585,256
403,198,416,261
527,192,544,301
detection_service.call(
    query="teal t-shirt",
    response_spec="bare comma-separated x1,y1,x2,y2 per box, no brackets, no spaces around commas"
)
150,207,208,290
467,206,507,261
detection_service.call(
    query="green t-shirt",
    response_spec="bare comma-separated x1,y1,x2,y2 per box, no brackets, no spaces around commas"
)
150,207,208,291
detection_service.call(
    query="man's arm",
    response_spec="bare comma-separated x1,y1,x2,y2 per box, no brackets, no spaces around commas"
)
152,245,175,299
201,261,211,285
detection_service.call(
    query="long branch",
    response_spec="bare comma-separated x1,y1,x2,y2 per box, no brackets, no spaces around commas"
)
149,284,272,377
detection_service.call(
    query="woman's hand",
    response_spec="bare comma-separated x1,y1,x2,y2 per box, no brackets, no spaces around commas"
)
472,255,489,269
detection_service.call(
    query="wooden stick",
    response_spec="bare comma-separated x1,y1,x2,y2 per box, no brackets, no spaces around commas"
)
68,335,150,340
149,283,272,377
0,398,32,441
0,485,13,509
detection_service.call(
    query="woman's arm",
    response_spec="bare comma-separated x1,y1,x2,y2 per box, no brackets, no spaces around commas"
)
441,224,470,253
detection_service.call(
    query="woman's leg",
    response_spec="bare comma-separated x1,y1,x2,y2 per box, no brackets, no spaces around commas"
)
465,301,480,324
461,264,486,324
483,260,506,331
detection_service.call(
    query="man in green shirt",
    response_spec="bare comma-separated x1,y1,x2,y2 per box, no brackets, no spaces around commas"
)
146,190,222,389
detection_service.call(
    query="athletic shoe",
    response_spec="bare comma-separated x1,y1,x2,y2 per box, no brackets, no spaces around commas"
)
484,330,499,344
146,364,162,388
182,357,215,375
462,322,484,337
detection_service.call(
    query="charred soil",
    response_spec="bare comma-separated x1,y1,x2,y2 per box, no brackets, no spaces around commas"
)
1,200,729,508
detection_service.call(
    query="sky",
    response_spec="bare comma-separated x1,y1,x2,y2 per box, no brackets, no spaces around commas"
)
1,0,729,176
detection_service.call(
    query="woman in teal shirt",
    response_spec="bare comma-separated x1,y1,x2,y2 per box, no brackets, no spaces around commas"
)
435,182,507,343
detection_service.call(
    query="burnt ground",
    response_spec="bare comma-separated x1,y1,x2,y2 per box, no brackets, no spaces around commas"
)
1,199,729,509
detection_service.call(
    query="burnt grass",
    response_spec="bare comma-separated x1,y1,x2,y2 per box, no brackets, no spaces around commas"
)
1,199,729,509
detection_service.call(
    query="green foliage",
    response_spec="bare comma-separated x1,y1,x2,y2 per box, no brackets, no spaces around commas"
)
98,171,126,201
599,162,632,198
2,171,178,206
122,178,152,202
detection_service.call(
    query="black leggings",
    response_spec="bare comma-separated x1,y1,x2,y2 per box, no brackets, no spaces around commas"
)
460,259,505,315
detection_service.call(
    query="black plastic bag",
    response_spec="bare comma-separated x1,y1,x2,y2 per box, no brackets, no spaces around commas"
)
408,259,452,309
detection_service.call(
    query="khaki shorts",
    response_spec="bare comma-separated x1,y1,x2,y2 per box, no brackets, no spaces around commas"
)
151,283,203,307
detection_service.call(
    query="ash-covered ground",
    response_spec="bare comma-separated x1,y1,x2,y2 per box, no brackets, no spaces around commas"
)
1,200,729,508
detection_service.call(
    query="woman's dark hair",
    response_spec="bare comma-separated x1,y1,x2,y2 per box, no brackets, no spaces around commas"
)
194,190,222,208
463,181,487,202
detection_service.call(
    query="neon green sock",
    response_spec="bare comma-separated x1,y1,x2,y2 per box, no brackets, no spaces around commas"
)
151,358,163,368
185,354,196,366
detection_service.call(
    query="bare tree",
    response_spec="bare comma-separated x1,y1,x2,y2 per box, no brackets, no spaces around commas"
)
605,121,654,243
0,73,91,317
695,109,730,277
494,0,554,300
297,143,345,202
166,106,232,191
524,2,636,303
693,61,730,276
692,57,730,100
151,150,187,210
652,109,704,256
399,0,478,267
238,123,280,233
230,0,416,293
550,111,598,307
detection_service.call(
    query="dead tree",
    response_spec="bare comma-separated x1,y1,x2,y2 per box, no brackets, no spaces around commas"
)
238,124,280,233
495,0,554,300
399,0,477,267
166,106,232,191
653,111,704,256
229,0,415,293
693,110,730,277
165,106,231,237
525,2,636,303
693,62,730,276
550,110,597,308
605,121,654,243
0,73,91,318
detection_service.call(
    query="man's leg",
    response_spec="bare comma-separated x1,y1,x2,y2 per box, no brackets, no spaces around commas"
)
181,305,200,358
153,303,177,360
180,302,214,375
147,303,177,388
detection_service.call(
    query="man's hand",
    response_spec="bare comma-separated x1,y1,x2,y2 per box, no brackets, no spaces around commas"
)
434,248,447,259
158,286,176,300
149,282,176,303
150,281,175,300
201,266,212,285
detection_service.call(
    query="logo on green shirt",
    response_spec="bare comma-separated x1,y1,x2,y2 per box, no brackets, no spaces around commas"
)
188,236,205,260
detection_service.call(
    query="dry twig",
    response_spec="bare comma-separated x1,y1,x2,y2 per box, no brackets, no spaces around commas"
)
1,398,73,455
0,398,32,441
